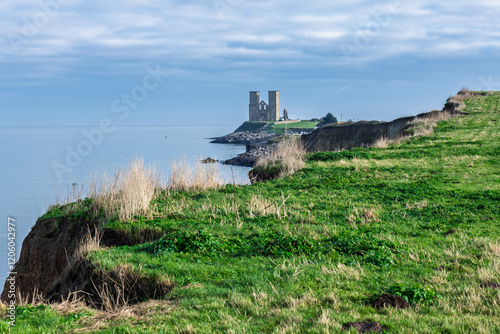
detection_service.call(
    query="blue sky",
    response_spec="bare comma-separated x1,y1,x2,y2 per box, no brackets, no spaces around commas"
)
1,0,499,126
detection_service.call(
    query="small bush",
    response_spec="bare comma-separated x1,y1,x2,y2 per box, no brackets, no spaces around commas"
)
386,283,440,306
89,158,160,221
144,229,231,256
168,157,222,192
326,231,403,256
251,137,306,182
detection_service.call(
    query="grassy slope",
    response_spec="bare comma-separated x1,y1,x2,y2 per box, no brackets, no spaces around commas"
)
268,121,318,134
3,93,500,333
234,121,269,133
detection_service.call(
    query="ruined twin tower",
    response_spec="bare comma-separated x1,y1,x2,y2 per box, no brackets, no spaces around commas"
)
249,91,280,122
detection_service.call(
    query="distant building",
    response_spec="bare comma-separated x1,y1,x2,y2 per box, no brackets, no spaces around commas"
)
249,91,280,121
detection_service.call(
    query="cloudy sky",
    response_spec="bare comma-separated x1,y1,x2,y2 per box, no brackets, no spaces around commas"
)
1,0,499,126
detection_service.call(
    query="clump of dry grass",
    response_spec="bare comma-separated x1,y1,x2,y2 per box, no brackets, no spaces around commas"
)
411,111,453,136
77,226,103,257
347,205,380,227
90,264,173,311
167,157,222,192
451,87,477,103
372,136,402,149
255,137,306,178
372,110,454,149
372,136,390,149
248,195,274,217
88,158,161,221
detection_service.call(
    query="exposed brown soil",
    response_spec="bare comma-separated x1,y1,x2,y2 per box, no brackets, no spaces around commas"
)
46,258,172,309
444,229,457,236
342,321,387,333
1,217,98,302
248,166,281,184
302,98,468,153
1,217,170,308
100,227,163,247
480,283,500,289
372,293,410,309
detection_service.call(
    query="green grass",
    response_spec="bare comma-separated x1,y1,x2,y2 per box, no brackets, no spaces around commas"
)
267,121,318,134
233,121,269,133
3,93,500,333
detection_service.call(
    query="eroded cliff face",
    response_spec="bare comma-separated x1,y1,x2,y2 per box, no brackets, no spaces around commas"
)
1,217,169,307
1,217,98,302
301,116,415,152
302,91,494,152
302,103,471,152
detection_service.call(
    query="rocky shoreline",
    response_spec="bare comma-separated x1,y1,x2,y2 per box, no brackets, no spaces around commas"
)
210,131,277,145
210,131,279,167
223,143,277,167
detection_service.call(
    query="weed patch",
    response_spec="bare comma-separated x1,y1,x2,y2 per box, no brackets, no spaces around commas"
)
386,283,440,306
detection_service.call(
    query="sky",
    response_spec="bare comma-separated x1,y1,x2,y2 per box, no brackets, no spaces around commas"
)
1,0,499,126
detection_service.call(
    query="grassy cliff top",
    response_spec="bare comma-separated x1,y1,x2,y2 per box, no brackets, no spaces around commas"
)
4,93,500,333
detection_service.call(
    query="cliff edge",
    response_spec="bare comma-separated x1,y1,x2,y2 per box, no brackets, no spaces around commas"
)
300,91,488,152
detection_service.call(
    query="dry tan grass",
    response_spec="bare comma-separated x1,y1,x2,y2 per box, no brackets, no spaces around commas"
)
248,195,274,217
49,158,161,221
14,287,45,307
70,300,174,333
284,294,319,310
88,158,160,221
347,205,380,226
371,110,457,150
167,157,222,192
255,137,306,178
451,87,477,103
372,136,402,149
321,263,364,281
77,226,103,258
90,263,173,312
372,136,390,148
412,111,453,136
50,292,90,317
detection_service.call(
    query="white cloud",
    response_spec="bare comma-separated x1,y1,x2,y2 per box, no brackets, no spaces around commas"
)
0,0,498,82
303,31,345,40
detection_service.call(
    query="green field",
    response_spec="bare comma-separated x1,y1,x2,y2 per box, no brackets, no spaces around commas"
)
3,93,500,333
267,121,318,134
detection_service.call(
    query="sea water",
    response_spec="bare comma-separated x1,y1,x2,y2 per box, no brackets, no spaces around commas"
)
0,126,250,286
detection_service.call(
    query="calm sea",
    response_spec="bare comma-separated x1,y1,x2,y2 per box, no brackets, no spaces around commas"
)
0,126,250,286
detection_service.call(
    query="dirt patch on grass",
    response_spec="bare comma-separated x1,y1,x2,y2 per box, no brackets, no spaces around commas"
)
101,227,164,247
480,283,500,289
372,293,410,309
444,229,458,236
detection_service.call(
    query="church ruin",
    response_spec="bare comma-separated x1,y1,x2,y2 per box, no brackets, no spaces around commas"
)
249,91,280,121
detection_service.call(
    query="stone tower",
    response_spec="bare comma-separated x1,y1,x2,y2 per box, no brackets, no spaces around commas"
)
249,91,260,121
249,91,280,122
268,91,280,121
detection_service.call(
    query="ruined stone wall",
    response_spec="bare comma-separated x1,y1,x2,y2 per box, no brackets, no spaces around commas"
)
249,91,280,122
268,91,279,121
249,91,260,121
